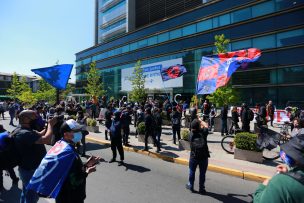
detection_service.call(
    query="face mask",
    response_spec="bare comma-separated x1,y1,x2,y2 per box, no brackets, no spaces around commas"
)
72,132,82,143
280,150,295,167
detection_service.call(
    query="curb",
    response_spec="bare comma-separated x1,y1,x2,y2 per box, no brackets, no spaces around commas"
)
86,136,270,183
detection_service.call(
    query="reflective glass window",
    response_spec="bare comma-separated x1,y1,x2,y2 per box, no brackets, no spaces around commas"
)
277,66,304,84
231,7,251,23
232,39,252,50
277,29,304,47
148,36,158,46
252,1,275,17
170,29,182,39
130,42,138,51
138,39,148,48
182,24,196,36
197,19,212,32
219,14,230,26
158,32,169,43
252,35,276,49
212,17,219,28
122,45,129,53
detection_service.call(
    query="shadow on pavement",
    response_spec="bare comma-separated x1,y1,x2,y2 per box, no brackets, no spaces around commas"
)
159,151,179,158
262,159,281,167
0,185,22,203
205,192,252,203
123,163,151,173
161,145,181,152
86,142,110,152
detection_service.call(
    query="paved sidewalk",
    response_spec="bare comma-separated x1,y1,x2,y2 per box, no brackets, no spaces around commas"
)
87,121,281,182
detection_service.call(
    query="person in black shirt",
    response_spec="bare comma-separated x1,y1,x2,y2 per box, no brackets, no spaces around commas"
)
241,103,250,132
220,104,229,136
170,106,182,144
153,108,162,153
109,111,124,165
104,105,113,140
144,108,158,151
229,106,240,134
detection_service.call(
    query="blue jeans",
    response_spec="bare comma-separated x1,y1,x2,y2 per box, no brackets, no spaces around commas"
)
221,119,228,135
188,158,208,191
172,126,181,144
18,167,39,203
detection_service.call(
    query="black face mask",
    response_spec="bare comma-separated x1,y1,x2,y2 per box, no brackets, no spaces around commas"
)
29,118,40,131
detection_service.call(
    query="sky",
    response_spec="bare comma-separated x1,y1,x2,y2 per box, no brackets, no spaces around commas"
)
0,0,95,82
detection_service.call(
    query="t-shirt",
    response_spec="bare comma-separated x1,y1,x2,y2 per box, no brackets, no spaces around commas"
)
14,128,47,170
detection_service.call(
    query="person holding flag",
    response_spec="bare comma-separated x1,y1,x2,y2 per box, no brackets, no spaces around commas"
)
27,119,100,203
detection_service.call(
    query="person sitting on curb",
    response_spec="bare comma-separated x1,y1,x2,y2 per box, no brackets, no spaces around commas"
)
253,134,304,203
186,114,209,195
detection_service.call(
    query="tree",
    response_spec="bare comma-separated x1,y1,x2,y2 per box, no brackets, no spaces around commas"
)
129,60,146,103
61,84,75,99
207,34,240,107
85,61,106,98
33,79,56,105
6,72,21,100
19,76,31,92
17,76,37,106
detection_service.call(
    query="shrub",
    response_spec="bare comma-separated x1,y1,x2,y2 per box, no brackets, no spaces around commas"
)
86,118,97,127
137,122,145,134
234,132,261,152
181,128,190,141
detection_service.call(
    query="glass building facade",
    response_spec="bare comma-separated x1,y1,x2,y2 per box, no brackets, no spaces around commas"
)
77,0,304,108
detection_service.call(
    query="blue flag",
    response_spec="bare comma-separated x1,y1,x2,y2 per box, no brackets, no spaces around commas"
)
31,64,73,90
27,140,76,198
161,64,187,81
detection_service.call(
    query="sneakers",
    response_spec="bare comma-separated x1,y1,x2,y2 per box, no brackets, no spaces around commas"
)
109,158,116,163
185,184,194,193
199,189,207,195
118,160,124,166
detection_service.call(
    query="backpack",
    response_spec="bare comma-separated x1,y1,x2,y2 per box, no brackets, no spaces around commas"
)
171,113,180,126
0,129,21,170
191,135,207,160
248,109,254,121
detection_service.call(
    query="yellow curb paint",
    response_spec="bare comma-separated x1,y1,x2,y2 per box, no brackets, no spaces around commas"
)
244,172,270,182
86,136,268,182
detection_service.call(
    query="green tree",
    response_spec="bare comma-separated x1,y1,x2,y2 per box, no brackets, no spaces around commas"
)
129,60,146,103
207,34,239,107
6,72,21,99
33,79,56,104
19,76,31,92
61,84,75,99
17,76,37,106
85,61,106,98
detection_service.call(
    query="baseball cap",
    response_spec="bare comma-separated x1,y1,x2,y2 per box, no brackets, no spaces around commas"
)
280,134,304,166
60,119,84,134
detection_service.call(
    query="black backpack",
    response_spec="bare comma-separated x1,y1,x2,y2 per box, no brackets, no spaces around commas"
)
0,129,21,170
191,134,207,160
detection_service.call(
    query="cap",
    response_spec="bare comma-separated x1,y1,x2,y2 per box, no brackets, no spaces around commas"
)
60,119,84,134
280,134,304,166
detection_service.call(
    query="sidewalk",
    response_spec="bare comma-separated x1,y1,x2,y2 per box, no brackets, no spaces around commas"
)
87,122,281,182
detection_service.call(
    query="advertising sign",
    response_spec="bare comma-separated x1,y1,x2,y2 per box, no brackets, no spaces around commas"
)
121,58,183,92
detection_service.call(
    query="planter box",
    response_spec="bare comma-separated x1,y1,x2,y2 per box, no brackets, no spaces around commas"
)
138,134,154,144
214,117,232,132
234,148,263,163
86,126,99,133
162,119,171,126
179,139,191,151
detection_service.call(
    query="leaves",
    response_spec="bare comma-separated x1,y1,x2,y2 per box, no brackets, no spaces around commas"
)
129,61,146,103
85,61,106,97
6,72,22,99
214,34,230,54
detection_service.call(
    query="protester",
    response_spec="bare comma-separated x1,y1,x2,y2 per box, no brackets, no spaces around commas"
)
170,106,182,144
266,100,275,127
76,111,89,157
253,134,304,203
201,100,211,122
121,106,132,146
258,103,267,126
144,108,158,151
8,102,16,126
109,111,124,165
241,103,251,132
229,106,239,134
104,105,113,140
290,118,303,138
208,104,216,131
186,113,209,194
153,107,162,153
220,104,229,136
15,110,57,203
0,103,5,120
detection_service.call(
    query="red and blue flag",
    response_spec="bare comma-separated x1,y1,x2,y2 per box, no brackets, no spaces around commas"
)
27,140,77,198
161,64,187,81
196,48,261,95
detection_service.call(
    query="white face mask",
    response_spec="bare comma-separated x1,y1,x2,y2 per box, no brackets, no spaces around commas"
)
72,132,82,143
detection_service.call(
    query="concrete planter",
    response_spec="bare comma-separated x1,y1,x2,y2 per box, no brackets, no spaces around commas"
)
162,119,171,126
214,117,232,132
234,148,263,163
86,126,99,133
179,139,191,151
138,134,154,144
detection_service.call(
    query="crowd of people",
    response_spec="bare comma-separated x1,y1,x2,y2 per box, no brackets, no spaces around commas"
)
0,96,304,203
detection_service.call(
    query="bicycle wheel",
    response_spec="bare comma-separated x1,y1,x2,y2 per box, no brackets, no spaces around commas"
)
263,136,285,160
221,136,235,154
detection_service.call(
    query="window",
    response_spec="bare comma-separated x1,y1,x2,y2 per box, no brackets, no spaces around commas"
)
122,45,129,53
231,7,251,23
219,14,230,26
277,29,304,47
158,32,169,43
232,39,252,50
277,66,304,84
252,1,275,17
148,36,158,46
130,42,138,51
212,17,219,28
197,19,212,32
182,24,196,36
170,29,182,39
138,39,148,48
253,35,276,49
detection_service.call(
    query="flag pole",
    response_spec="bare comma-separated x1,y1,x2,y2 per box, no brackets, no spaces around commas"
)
56,89,60,105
